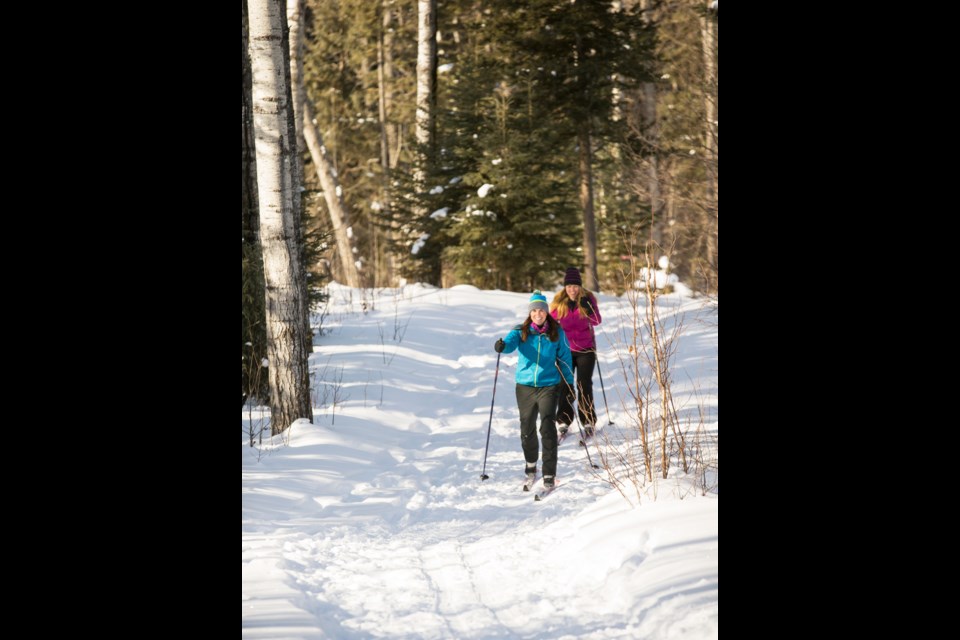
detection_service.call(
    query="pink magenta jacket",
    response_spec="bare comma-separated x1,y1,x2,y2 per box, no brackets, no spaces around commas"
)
550,295,601,352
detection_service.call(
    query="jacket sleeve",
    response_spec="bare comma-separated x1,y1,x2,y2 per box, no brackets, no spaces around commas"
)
589,295,602,325
501,326,522,354
556,330,574,385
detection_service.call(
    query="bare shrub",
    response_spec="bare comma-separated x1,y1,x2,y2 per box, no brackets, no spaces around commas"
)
588,234,717,503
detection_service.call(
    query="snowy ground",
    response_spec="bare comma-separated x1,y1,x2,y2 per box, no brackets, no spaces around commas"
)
242,283,718,639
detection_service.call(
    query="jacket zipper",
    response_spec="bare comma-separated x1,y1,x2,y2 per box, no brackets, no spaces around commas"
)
534,334,541,386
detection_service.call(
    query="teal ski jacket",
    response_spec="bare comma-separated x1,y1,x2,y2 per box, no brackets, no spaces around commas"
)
501,323,574,388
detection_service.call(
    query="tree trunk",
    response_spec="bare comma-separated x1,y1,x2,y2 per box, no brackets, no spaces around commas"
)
301,99,363,288
577,129,599,292
285,0,313,357
642,83,663,251
377,3,397,286
639,0,663,253
377,13,391,178
359,54,373,112
415,0,437,189
242,1,259,243
411,0,437,284
247,0,312,435
382,3,399,170
700,4,718,286
287,0,305,155
289,0,362,289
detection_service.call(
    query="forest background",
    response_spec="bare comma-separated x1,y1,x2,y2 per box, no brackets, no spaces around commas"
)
243,0,717,424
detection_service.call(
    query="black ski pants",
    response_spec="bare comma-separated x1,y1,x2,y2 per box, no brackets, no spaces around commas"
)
557,350,597,427
516,383,560,477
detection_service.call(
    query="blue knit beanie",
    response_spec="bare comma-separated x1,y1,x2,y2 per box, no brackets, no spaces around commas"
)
528,290,549,312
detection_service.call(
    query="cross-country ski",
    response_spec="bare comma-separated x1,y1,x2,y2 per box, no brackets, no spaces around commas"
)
534,482,558,501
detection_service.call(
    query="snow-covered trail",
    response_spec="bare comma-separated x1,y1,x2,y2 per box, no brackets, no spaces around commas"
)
243,284,718,639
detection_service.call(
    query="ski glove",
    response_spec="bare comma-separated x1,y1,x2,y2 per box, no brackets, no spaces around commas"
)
494,338,505,353
579,298,594,314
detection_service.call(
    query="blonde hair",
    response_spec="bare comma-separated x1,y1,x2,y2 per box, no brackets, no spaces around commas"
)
550,287,594,319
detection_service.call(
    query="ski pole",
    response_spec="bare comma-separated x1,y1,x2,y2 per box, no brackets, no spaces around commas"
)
595,358,614,426
480,352,501,481
591,325,614,426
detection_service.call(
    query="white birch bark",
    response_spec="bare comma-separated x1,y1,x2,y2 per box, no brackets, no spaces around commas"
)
700,4,718,279
287,0,362,289
248,0,312,434
414,0,437,190
287,0,305,154
242,3,259,242
381,3,398,170
377,2,397,285
301,100,362,288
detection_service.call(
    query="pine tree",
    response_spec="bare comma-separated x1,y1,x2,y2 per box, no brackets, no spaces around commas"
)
443,81,580,290
453,0,655,291
284,0,715,295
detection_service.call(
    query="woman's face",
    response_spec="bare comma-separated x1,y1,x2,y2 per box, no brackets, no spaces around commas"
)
565,284,581,299
530,308,547,324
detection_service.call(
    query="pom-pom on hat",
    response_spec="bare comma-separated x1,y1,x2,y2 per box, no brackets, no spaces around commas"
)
528,290,549,312
563,267,582,286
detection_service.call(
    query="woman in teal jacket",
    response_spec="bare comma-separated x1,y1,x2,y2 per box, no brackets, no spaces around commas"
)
495,291,574,489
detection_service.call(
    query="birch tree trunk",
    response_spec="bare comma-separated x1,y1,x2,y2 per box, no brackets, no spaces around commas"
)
700,4,718,284
248,0,312,434
286,0,305,154
288,0,362,289
377,9,392,177
301,99,362,288
377,2,397,286
381,3,399,169
284,0,313,350
577,129,600,292
415,0,437,190
243,1,259,242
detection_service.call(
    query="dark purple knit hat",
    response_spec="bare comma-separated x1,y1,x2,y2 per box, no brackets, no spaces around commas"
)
563,267,582,286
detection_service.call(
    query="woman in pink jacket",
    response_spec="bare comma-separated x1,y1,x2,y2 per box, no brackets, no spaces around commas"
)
550,267,602,437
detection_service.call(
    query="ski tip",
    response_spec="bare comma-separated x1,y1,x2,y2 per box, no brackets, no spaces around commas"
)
534,485,556,501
